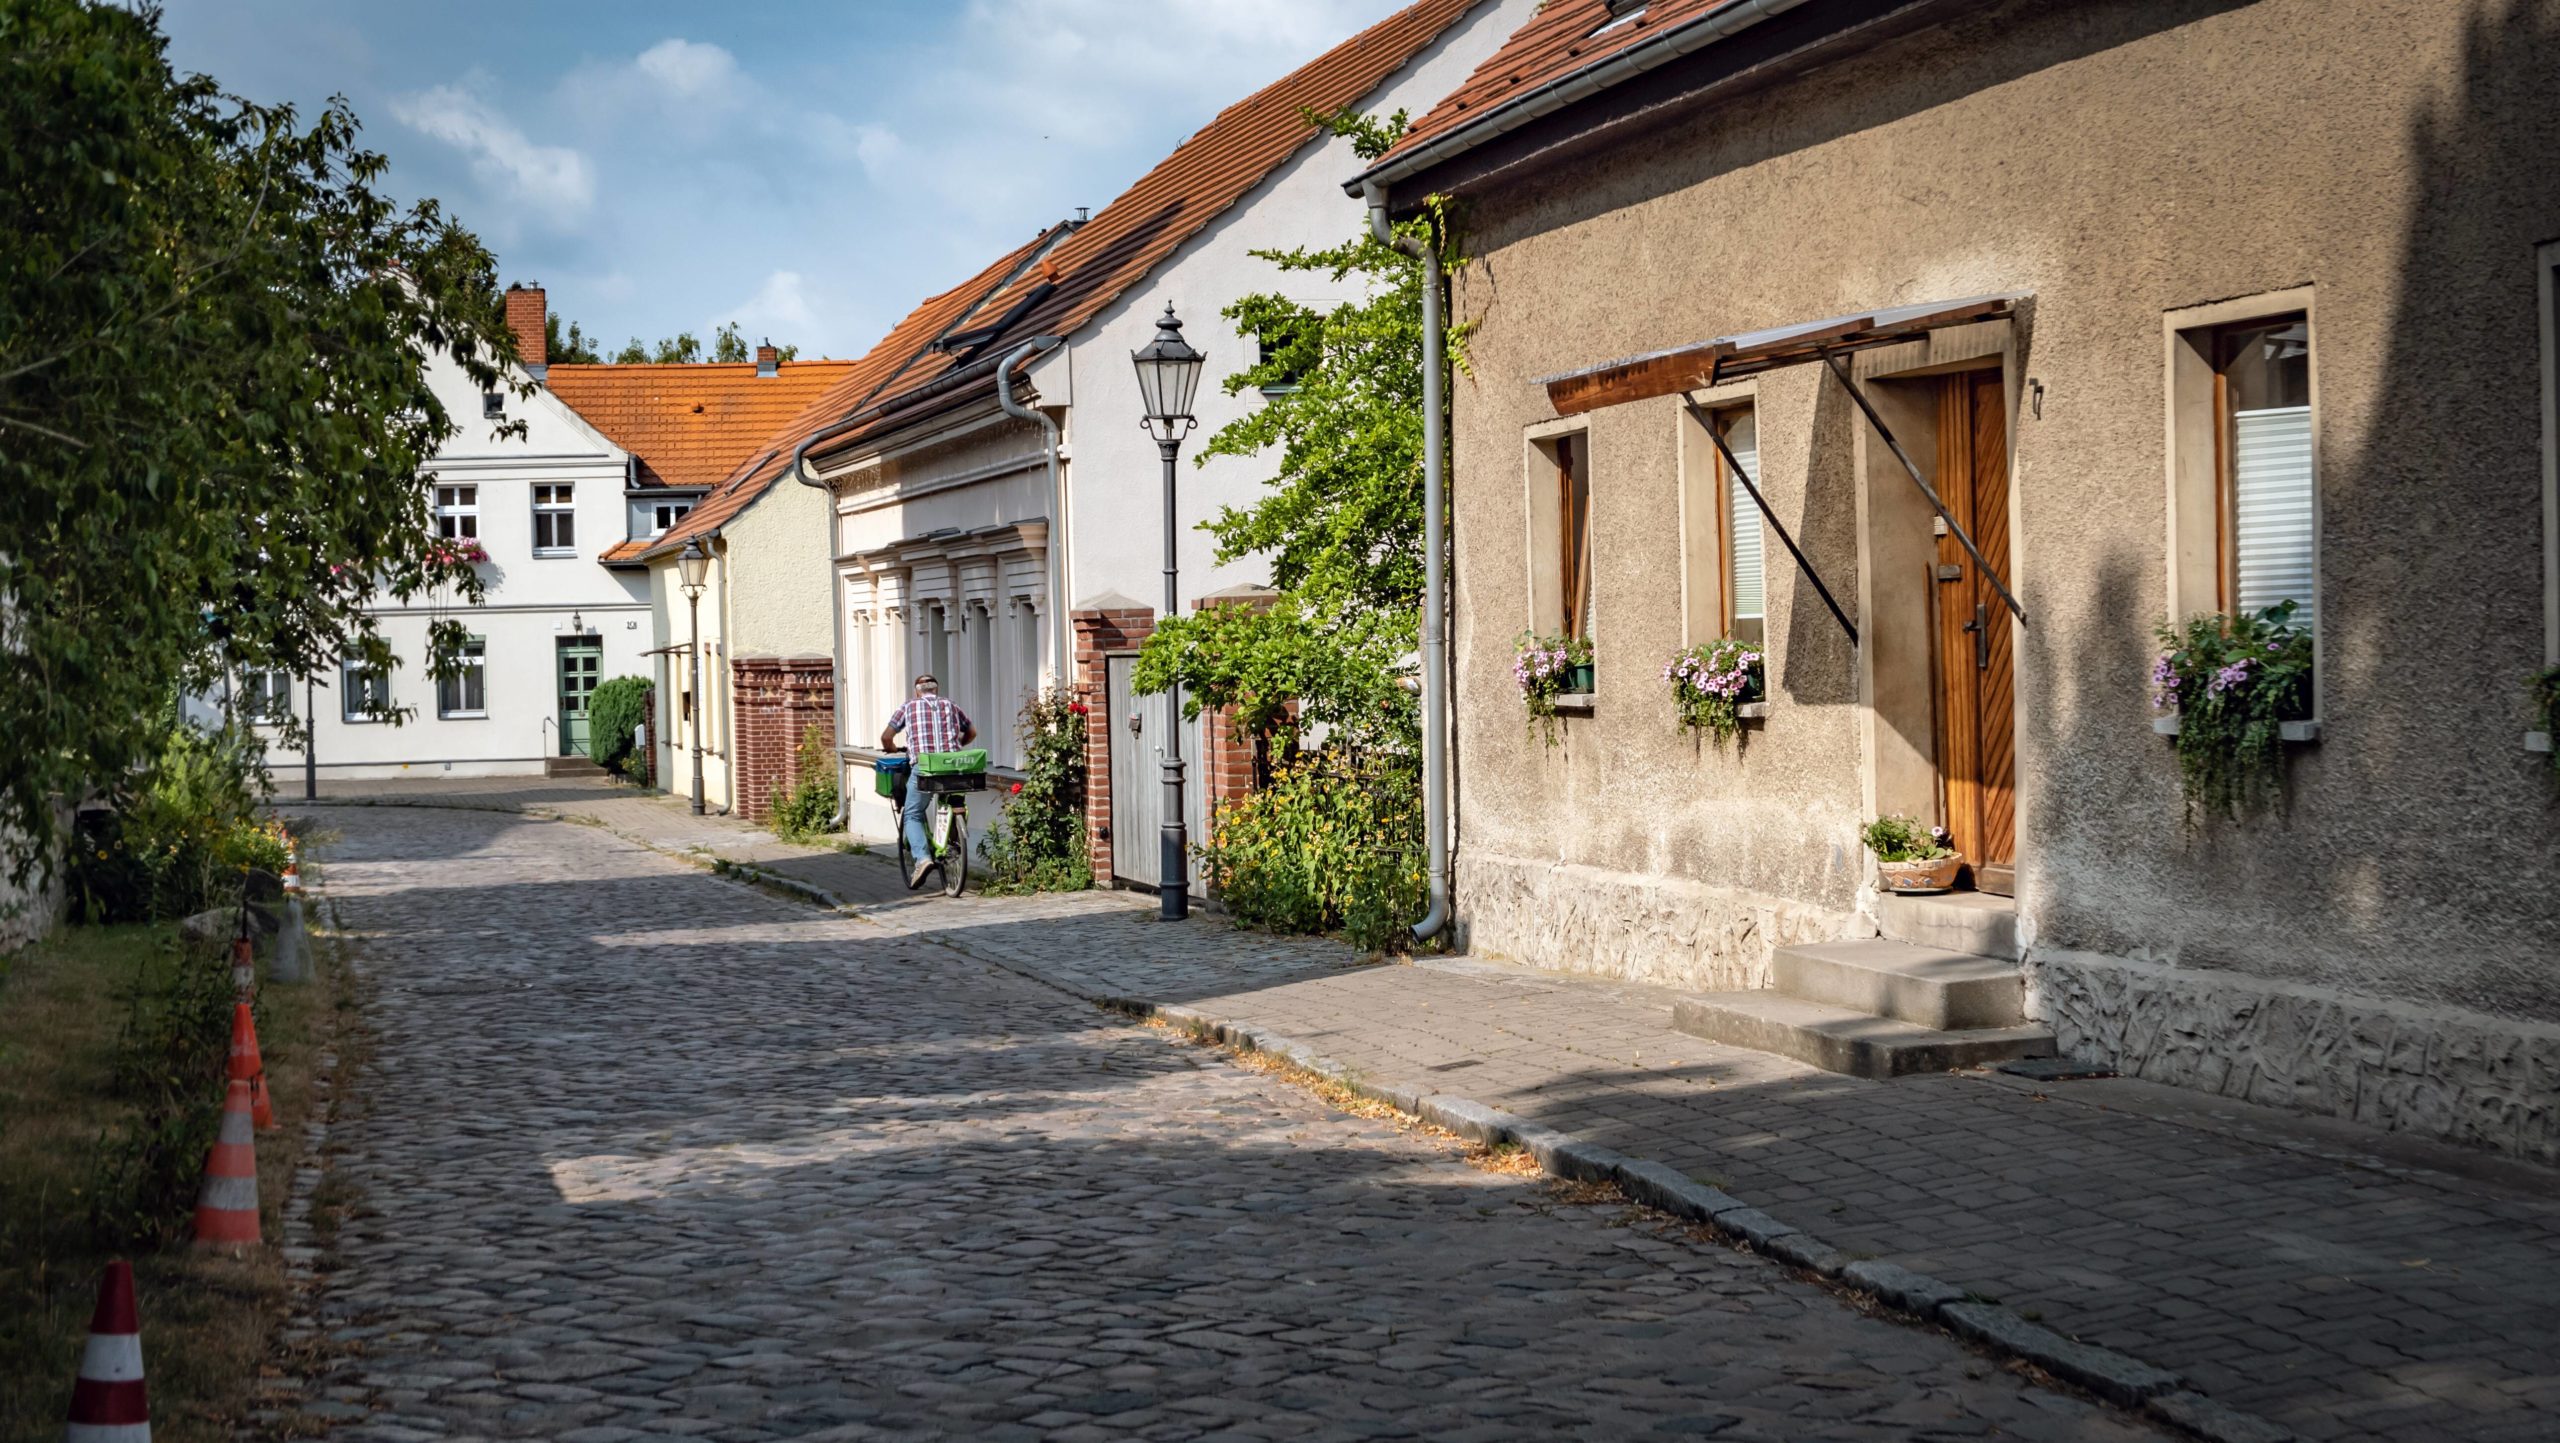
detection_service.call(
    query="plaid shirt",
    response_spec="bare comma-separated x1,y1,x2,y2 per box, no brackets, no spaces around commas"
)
888,694,973,756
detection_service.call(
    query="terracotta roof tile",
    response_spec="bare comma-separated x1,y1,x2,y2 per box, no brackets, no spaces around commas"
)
811,0,1497,460
1375,0,1754,169
626,226,1071,564
545,360,857,490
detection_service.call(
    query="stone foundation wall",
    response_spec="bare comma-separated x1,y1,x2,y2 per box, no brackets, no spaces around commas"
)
1456,850,1864,992
2026,949,2560,1168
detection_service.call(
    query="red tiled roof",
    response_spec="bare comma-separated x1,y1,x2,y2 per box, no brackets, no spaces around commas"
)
1372,0,1756,172
546,360,856,490
809,0,1496,463
625,226,1073,565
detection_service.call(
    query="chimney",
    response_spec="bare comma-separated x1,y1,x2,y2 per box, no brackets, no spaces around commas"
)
754,339,778,378
505,283,547,379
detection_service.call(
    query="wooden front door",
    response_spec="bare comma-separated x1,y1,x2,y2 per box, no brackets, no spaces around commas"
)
557,639,602,757
1931,371,2017,895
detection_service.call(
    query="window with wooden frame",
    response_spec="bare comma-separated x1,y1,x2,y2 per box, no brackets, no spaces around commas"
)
1712,408,1766,646
532,483,577,554
240,669,294,724
437,636,487,718
1525,430,1594,642
2167,291,2319,696
339,658,390,722
434,484,478,540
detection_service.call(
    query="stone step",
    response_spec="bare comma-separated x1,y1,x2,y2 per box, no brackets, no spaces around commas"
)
546,755,607,778
1672,991,2054,1080
1876,890,2020,960
1772,939,2026,1030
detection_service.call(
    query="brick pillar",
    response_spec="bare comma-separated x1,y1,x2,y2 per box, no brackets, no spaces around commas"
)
730,655,836,822
1070,608,1157,885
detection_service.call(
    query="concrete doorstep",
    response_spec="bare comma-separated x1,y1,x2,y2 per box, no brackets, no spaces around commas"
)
1129,999,2296,1443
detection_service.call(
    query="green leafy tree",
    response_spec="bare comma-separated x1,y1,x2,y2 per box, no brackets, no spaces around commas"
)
545,311,604,364
607,323,802,366
0,0,520,879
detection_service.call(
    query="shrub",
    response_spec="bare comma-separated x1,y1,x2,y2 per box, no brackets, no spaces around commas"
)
976,690,1091,894
1202,750,1423,953
768,726,840,842
587,675,651,777
1663,639,1764,744
2152,602,2314,823
88,931,235,1247
68,714,284,924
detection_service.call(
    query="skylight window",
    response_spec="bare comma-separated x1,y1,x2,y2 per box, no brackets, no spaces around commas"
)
1592,1,1647,37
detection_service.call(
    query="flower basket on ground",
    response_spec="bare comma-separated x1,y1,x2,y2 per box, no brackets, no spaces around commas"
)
2152,601,2313,824
1514,631,1593,746
1863,814,1959,894
1663,639,1764,745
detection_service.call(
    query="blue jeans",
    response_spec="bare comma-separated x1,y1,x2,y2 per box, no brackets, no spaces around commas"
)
901,780,933,865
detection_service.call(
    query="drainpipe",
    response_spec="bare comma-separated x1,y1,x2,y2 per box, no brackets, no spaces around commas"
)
793,411,883,830
1370,181,1451,943
995,337,1070,694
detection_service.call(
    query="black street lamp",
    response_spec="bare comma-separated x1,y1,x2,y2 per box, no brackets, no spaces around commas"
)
1131,303,1205,921
678,539,710,816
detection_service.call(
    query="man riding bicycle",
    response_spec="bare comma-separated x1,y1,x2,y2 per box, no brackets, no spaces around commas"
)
880,672,976,887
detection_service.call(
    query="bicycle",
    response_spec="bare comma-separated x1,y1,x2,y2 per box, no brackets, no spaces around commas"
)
880,747,987,897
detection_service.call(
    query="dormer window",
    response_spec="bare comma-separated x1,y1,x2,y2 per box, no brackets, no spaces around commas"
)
651,500,693,537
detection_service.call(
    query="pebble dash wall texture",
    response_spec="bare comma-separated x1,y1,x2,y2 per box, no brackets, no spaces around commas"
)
1436,0,2560,1161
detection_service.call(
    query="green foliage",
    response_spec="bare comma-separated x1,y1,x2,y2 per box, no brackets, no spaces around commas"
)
2531,664,2559,778
586,675,651,776
1134,598,1415,748
611,321,800,366
1663,639,1764,745
545,310,604,364
68,713,286,924
768,726,841,842
88,932,234,1249
2153,602,2315,824
1,0,523,881
977,690,1092,894
1512,631,1593,746
1203,752,1425,954
1861,814,1955,863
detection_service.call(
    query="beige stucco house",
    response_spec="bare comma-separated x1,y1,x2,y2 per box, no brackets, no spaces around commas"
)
1354,0,2560,1162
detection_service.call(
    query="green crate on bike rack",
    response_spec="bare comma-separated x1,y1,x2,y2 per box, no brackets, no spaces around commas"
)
914,747,988,794
872,755,911,799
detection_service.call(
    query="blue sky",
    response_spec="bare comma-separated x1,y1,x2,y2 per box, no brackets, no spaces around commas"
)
158,0,1409,360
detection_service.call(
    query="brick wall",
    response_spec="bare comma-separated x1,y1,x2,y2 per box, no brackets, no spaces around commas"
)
1071,608,1155,884
731,655,835,823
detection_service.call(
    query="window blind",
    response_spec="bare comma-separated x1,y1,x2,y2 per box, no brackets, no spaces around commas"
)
1723,414,1764,629
2231,404,2315,636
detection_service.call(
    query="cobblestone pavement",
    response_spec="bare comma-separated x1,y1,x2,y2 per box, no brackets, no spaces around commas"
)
286,804,2169,1442
298,780,2560,1443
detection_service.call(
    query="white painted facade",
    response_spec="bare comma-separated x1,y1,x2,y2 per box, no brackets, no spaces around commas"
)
240,352,654,780
820,0,1537,844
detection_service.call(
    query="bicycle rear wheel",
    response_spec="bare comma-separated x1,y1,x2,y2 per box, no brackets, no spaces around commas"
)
941,807,969,897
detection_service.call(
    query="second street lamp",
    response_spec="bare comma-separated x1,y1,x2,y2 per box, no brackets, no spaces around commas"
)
678,538,710,816
1131,303,1204,922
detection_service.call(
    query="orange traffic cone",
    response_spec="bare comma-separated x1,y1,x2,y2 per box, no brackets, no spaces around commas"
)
226,1004,274,1132
229,935,254,997
191,1080,259,1248
64,1258,149,1441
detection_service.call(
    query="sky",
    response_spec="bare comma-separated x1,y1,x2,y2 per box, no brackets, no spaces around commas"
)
157,0,1411,361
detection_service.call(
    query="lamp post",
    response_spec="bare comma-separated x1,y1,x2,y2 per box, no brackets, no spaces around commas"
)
1130,303,1205,921
678,539,710,816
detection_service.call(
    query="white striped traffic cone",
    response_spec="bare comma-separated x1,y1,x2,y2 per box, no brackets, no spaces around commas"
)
64,1258,149,1441
191,1079,259,1248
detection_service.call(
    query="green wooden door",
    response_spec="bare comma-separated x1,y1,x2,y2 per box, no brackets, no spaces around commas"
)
557,640,603,756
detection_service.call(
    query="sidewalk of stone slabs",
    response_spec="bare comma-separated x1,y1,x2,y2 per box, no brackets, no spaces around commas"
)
301,777,2560,1443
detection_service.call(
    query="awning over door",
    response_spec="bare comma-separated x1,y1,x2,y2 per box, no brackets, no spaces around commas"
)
1537,294,2023,417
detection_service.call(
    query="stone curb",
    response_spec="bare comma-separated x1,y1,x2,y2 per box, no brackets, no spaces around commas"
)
1091,994,2294,1443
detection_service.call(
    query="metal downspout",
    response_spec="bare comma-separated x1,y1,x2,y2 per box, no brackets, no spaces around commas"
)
1371,183,1451,943
793,413,881,829
994,337,1070,693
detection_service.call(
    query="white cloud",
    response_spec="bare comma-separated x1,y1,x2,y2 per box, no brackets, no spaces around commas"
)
558,38,749,132
634,38,744,101
388,80,593,227
715,270,820,345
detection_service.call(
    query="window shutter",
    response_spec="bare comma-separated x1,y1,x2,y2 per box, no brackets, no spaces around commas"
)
2230,403,2315,636
1724,417,1765,629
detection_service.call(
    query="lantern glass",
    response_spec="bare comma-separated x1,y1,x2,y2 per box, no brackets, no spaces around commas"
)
1130,303,1206,427
677,538,709,591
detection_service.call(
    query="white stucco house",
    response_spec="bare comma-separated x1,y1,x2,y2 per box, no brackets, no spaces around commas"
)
233,286,850,783
786,0,1538,883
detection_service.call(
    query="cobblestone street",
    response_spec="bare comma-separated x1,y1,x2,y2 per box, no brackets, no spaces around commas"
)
282,803,2171,1441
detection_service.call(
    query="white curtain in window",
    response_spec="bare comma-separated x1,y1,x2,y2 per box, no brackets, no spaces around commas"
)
1723,413,1765,630
2231,404,2315,634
